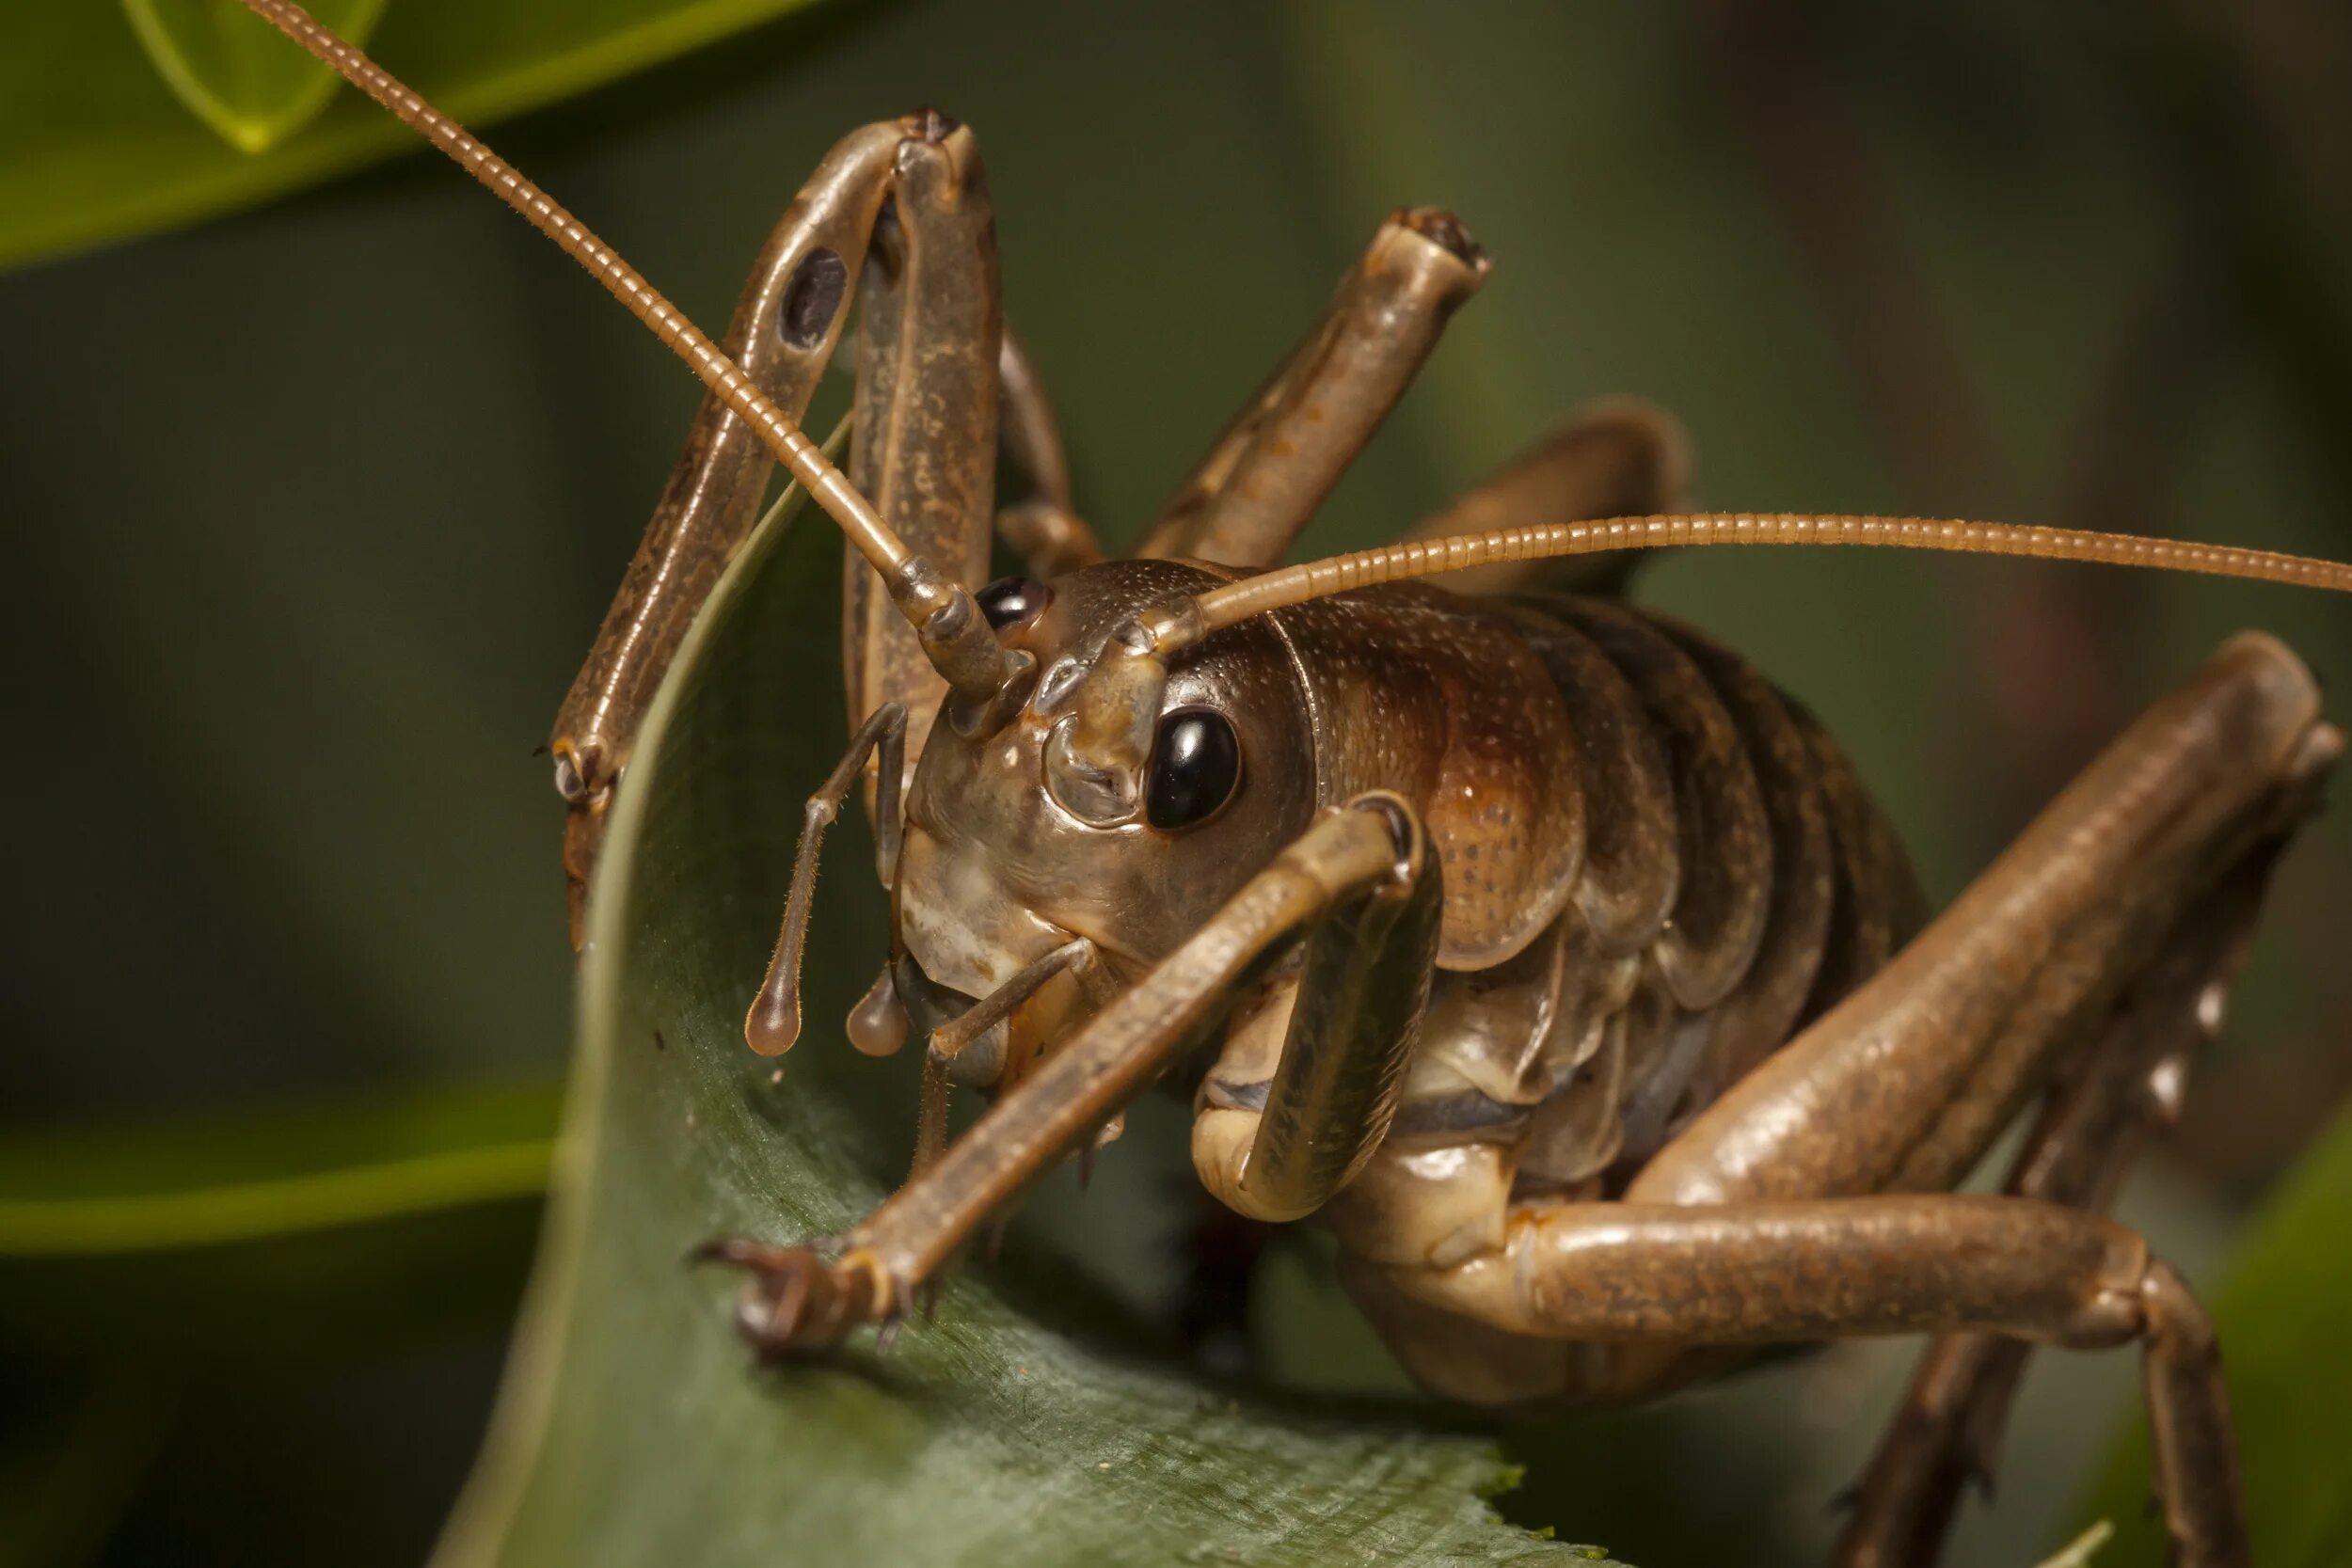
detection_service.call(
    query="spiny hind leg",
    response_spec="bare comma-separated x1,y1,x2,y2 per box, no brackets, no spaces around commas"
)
1617,635,2331,1566
1338,639,2333,1564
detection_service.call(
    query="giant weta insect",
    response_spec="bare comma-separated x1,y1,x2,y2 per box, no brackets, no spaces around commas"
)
236,4,2352,1564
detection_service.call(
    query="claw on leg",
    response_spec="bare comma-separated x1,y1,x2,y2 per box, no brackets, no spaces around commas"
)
691,1238,896,1354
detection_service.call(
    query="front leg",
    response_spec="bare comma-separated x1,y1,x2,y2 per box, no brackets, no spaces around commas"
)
1190,800,1443,1223
841,115,1001,795
552,116,1026,935
551,121,904,939
702,796,1422,1348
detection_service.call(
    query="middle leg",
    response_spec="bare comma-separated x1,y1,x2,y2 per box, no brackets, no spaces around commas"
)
1136,209,1488,568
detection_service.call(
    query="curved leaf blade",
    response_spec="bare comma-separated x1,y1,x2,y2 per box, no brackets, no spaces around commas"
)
0,1084,556,1360
122,0,391,154
431,474,1603,1567
0,0,841,270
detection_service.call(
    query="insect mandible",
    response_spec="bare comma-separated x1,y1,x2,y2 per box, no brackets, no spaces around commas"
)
237,4,2352,1565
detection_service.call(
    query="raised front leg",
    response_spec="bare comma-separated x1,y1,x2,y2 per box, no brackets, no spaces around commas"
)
1136,209,1489,567
841,115,1001,800
549,116,1032,939
551,121,905,939
555,116,1035,944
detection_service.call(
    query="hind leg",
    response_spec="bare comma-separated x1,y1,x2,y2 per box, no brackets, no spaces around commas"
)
1383,1192,2251,1566
1631,634,2333,1211
1346,637,2334,1566
1829,840,2283,1566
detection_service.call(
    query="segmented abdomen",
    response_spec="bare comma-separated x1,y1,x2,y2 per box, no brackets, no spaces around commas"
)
1388,594,1925,1194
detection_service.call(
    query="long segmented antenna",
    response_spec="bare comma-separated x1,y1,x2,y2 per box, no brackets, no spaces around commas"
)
1180,513,2352,641
233,0,1017,701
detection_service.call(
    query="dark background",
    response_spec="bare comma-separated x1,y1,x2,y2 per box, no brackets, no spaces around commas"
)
5,1,2349,1563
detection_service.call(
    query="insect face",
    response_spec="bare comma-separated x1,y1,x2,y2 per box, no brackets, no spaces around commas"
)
892,560,1316,1083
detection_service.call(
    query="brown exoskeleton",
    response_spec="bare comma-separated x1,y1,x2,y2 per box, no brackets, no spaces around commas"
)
239,4,2352,1564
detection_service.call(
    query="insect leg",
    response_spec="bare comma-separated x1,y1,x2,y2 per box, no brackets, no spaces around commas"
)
1134,210,1490,567
1192,802,1443,1222
1384,1195,2248,1568
1832,841,2280,1568
995,327,1073,514
552,122,906,942
699,797,1416,1351
995,499,1105,578
842,115,1001,799
1628,631,2338,1209
992,327,1105,576
1396,399,1692,598
1335,636,2328,1422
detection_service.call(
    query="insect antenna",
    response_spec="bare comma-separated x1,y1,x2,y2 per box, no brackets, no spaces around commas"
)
1051,506,2351,817
1177,513,2352,641
231,0,1020,704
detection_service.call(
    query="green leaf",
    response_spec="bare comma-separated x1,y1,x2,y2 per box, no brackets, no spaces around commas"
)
0,1083,556,1360
2078,1107,2352,1566
0,0,841,270
121,0,392,154
429,472,1603,1567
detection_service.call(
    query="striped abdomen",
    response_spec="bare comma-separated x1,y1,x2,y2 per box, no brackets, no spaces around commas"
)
1341,591,1925,1194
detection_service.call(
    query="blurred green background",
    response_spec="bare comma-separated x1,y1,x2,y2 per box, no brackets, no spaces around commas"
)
4,1,2350,1564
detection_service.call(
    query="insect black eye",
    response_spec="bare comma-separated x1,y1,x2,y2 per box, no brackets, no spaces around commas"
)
976,576,1050,632
1146,707,1241,830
